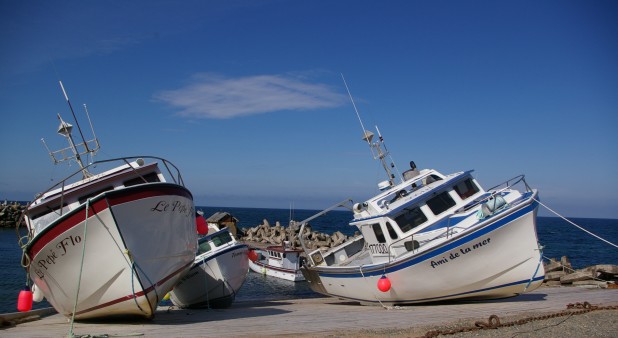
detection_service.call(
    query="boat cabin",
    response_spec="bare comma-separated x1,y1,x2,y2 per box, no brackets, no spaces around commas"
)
25,159,165,236
311,169,490,267
197,228,236,256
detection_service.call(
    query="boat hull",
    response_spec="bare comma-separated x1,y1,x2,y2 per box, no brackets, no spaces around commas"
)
26,184,197,320
170,244,249,308
248,258,305,282
301,200,544,304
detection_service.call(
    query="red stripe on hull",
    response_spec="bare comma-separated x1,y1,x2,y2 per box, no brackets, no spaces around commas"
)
28,184,192,259
73,260,193,317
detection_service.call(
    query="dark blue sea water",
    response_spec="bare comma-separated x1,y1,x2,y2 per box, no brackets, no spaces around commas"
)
1,207,616,314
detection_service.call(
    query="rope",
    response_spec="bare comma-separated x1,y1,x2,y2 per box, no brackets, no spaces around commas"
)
358,265,390,309
534,198,618,249
523,245,544,292
68,199,91,338
542,255,614,284
420,302,618,337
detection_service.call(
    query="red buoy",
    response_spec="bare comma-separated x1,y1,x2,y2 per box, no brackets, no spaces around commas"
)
248,249,258,262
377,275,391,292
196,214,208,235
17,286,33,312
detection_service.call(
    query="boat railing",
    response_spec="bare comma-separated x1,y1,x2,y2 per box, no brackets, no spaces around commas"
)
387,234,419,260
28,156,186,215
298,198,354,266
486,174,532,193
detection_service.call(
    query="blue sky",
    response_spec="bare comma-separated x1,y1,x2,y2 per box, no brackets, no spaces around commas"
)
1,1,616,219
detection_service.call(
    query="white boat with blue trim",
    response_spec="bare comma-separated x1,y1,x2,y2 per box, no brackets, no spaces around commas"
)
169,219,250,308
298,119,544,305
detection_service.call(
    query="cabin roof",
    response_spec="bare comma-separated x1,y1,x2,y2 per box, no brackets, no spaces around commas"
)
206,211,238,223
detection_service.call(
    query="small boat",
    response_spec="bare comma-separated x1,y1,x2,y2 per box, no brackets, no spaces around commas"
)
297,85,545,305
248,242,306,282
169,214,250,309
18,82,197,320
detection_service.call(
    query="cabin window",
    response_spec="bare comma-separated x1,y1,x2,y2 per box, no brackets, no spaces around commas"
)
30,203,69,220
427,191,456,215
198,241,212,254
78,186,114,204
386,222,398,239
123,172,161,187
394,207,428,233
211,231,233,247
371,223,386,243
454,178,479,200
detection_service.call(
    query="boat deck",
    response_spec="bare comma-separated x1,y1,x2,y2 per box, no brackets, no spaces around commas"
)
2,287,616,337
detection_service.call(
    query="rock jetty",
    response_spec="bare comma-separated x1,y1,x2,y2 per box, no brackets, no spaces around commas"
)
238,219,357,251
543,256,618,289
0,202,25,228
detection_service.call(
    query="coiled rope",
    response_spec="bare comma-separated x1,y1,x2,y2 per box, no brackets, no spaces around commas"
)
420,301,618,337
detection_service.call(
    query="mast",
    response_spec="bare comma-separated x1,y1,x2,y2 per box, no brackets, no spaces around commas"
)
341,74,396,187
40,81,100,179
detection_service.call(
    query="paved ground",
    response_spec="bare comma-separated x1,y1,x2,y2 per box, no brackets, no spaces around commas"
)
1,286,617,337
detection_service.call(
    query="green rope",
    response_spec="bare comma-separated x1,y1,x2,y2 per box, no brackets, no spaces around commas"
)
68,199,91,338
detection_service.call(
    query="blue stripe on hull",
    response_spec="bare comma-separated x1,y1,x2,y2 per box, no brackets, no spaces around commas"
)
334,275,545,304
319,198,538,278
191,244,248,270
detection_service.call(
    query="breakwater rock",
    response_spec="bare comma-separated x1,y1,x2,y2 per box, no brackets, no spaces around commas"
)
0,202,25,228
543,256,618,289
238,219,358,251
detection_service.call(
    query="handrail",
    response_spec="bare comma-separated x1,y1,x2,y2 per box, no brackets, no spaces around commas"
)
298,198,354,266
25,156,186,213
486,174,531,193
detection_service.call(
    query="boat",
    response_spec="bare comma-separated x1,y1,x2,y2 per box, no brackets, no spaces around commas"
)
169,213,250,308
296,85,545,305
17,82,197,320
248,241,306,282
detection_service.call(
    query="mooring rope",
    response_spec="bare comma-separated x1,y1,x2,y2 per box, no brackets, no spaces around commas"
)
68,199,91,338
524,245,544,292
533,198,618,249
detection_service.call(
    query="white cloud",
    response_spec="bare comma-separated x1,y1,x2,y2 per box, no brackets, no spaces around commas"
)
154,73,346,119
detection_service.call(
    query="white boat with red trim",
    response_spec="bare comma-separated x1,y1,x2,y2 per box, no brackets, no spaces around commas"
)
18,82,197,320
248,243,305,282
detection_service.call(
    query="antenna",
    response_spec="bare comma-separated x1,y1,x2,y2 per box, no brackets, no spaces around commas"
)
341,74,373,151
59,81,90,153
341,74,396,186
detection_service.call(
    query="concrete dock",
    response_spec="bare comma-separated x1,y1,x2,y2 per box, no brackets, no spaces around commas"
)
1,287,617,337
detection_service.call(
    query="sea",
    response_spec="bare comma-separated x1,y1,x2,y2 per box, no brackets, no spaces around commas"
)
1,206,617,314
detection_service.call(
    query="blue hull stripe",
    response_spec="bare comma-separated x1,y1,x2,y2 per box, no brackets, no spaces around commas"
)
190,244,248,271
319,198,538,278
332,275,545,304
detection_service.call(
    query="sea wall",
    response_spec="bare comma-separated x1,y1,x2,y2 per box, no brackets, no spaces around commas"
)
0,203,25,228
543,256,618,288
238,219,358,251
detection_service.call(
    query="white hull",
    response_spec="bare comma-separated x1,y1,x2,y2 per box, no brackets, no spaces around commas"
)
27,185,197,319
302,202,544,304
248,259,305,282
170,244,249,308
